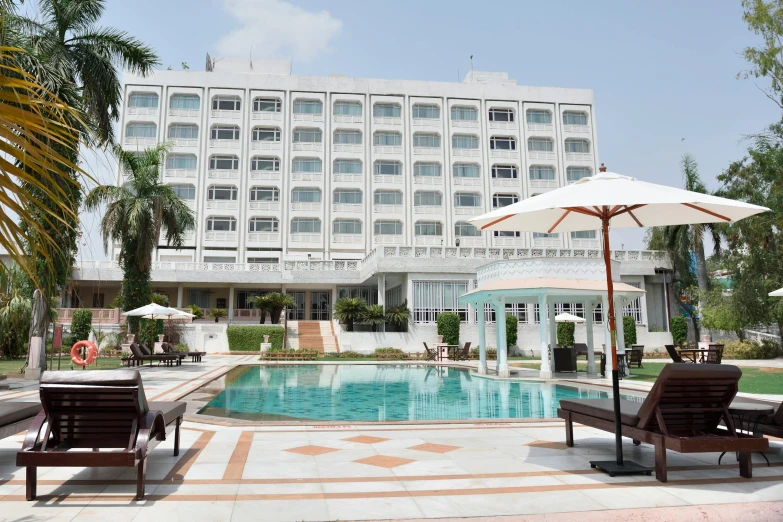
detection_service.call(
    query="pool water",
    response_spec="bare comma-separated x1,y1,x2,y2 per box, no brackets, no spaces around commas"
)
198,365,641,422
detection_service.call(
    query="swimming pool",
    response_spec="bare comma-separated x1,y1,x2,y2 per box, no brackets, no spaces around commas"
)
197,364,642,422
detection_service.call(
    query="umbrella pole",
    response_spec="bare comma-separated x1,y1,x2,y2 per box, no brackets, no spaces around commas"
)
588,212,652,477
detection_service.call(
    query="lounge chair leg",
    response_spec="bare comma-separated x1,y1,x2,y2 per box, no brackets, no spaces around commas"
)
136,458,147,500
653,435,667,482
739,452,752,478
564,412,574,447
633,439,641,446
174,416,181,456
25,466,36,501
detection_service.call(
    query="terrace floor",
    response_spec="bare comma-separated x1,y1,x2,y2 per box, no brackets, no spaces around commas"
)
0,355,782,521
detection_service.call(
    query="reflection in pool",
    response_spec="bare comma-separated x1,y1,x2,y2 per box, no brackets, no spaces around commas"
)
198,364,641,422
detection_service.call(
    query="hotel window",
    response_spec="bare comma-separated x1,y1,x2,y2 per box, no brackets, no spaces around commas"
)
565,139,590,153
333,219,362,235
334,101,362,116
168,124,198,139
166,154,196,169
623,283,643,324
253,97,281,112
490,136,516,150
373,131,402,146
211,96,240,111
249,186,279,201
454,192,481,207
526,109,551,124
292,157,322,172
374,161,402,175
452,134,479,149
291,218,321,233
293,99,322,114
527,137,553,151
169,184,195,200
453,163,480,178
170,94,199,110
529,165,555,180
293,128,322,142
334,129,362,144
128,92,158,108
455,221,481,237
209,155,239,170
571,230,597,239
412,104,440,119
413,133,441,148
126,122,156,138
333,189,362,204
414,191,442,206
567,166,591,182
494,231,520,237
415,221,442,236
252,127,281,141
374,190,402,205
451,106,477,121
210,125,239,140
493,193,519,208
492,165,518,179
374,220,403,235
373,103,401,117
489,108,515,122
251,157,280,171
249,217,278,232
207,185,237,200
412,281,469,323
206,216,236,231
291,187,321,203
533,232,559,238
563,111,588,125
414,162,441,177
334,159,362,174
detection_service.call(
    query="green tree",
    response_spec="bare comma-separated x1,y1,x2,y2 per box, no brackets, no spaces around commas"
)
622,315,637,346
333,297,367,332
700,286,750,340
249,292,295,324
0,266,32,359
739,0,783,108
436,312,460,346
362,304,386,332
84,144,195,331
505,313,518,347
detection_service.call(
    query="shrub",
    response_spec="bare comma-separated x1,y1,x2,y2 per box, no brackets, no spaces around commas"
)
723,338,782,359
470,347,497,360
375,347,407,359
209,308,227,321
557,322,575,347
69,309,93,346
670,316,688,346
334,350,368,359
760,339,782,358
226,326,284,351
186,304,204,320
175,343,190,353
333,297,367,331
623,315,637,346
436,312,460,346
138,318,157,346
151,292,169,306
505,313,518,347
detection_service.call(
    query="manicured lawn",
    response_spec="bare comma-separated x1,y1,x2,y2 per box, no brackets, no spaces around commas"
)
0,357,124,377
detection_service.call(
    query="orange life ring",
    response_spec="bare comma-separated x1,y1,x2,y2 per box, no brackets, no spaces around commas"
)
71,340,98,366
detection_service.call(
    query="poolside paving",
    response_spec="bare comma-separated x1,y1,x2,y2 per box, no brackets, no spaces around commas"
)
0,355,782,520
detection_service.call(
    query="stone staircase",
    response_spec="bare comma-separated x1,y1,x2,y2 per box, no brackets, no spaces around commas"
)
285,321,339,353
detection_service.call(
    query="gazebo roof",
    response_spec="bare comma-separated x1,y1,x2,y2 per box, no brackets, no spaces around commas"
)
459,277,645,304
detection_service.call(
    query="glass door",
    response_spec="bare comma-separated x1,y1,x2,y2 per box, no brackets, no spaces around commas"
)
310,291,330,320
287,291,305,320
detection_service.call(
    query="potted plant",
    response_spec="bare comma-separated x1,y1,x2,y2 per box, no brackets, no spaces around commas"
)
209,308,227,323
362,304,386,332
333,297,367,331
256,292,296,325
384,301,411,332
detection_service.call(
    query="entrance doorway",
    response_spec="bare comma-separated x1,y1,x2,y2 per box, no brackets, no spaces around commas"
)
287,291,305,320
310,291,330,320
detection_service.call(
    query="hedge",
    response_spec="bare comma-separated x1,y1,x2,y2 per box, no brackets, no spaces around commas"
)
623,315,637,346
436,312,460,346
505,313,518,347
670,316,688,346
557,322,575,347
227,325,284,351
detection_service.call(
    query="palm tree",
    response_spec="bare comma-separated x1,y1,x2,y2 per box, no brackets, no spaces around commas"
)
249,292,295,324
84,143,195,329
333,297,367,332
362,304,386,333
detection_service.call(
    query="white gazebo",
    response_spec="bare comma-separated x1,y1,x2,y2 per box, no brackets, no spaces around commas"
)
459,257,645,378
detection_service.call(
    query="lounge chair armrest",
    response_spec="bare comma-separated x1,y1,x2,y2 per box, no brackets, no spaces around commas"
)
135,410,166,458
20,411,48,451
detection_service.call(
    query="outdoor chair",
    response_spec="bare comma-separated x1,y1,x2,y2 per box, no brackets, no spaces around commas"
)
454,342,471,361
0,401,42,440
130,343,179,367
162,341,204,363
17,370,185,500
553,347,577,373
423,342,437,361
705,344,724,364
732,398,783,441
627,346,644,368
558,364,768,482
664,344,684,363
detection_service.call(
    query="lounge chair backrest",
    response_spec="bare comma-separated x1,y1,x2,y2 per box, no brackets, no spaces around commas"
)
664,344,683,363
129,343,145,358
635,364,741,435
705,344,724,364
39,370,150,449
160,342,172,353
573,343,588,355
774,402,783,425
138,343,152,356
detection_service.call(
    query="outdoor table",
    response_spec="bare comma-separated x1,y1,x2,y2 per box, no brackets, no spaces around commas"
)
434,343,458,361
719,402,774,466
677,348,711,363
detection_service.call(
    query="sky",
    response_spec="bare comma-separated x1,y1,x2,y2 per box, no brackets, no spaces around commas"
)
77,0,776,261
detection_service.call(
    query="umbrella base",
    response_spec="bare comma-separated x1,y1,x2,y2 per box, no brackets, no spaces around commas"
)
589,460,652,477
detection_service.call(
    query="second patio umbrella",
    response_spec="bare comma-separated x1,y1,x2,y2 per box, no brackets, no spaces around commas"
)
470,165,768,476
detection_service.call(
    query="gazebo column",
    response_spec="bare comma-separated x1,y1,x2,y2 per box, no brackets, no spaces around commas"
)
548,300,557,370
477,301,487,374
538,294,552,378
495,301,509,377
585,301,597,376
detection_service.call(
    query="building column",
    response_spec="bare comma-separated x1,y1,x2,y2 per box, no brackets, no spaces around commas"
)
585,301,597,376
477,301,487,374
602,295,611,355
228,286,235,325
377,273,386,307
538,294,552,378
616,296,628,377
176,286,184,308
495,300,509,378
548,300,557,370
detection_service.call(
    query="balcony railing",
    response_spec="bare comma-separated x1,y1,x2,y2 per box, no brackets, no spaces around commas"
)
563,124,590,134
490,149,518,159
373,116,401,126
373,204,403,214
169,108,199,118
413,147,441,156
210,109,241,119
333,144,362,153
332,234,363,244
412,118,440,127
373,145,402,155
492,237,526,247
490,121,517,131
454,206,483,216
333,173,362,183
526,123,553,132
374,235,404,244
293,142,323,152
209,139,239,149
452,148,480,158
127,107,158,116
453,177,482,186
207,169,239,180
415,236,443,246
492,177,519,187
289,233,322,243
292,172,322,182
413,205,443,215
527,151,556,160
333,115,363,124
533,237,562,248
164,168,197,178
373,174,402,184
290,202,321,211
206,200,238,210
565,152,593,162
332,203,363,213
247,232,280,243
293,113,323,122
251,141,282,151
451,119,479,129
204,231,237,242
571,238,600,248
169,138,198,148
455,237,485,247
414,176,442,185
252,111,282,121
250,170,281,181
529,179,558,190
248,201,280,211
56,308,121,325
124,136,157,147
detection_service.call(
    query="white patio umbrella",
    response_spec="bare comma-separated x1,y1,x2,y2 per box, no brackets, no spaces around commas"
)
122,304,192,345
469,166,768,477
555,313,586,323
769,288,783,297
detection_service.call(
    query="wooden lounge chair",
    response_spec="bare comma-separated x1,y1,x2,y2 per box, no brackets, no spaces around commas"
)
162,342,204,362
705,344,724,364
558,364,768,482
17,370,186,500
0,402,42,440
628,345,644,368
423,342,437,361
664,344,684,363
130,342,179,367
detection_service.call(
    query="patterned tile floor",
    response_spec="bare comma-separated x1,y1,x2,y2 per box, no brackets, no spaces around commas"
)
0,355,781,521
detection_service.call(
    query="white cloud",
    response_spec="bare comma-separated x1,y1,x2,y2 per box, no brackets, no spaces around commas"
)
216,0,342,62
